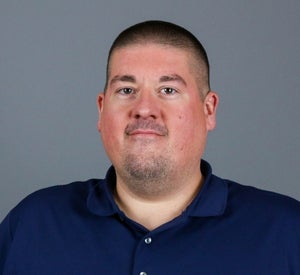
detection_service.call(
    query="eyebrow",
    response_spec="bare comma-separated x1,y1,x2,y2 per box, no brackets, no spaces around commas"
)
109,73,187,87
159,74,187,86
109,75,136,86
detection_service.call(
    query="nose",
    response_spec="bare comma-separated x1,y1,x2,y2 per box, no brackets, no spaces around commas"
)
130,90,160,119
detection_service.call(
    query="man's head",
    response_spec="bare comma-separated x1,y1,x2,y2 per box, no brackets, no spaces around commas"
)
104,20,210,100
98,21,218,198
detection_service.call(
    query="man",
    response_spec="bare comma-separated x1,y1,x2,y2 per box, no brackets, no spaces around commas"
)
0,20,299,274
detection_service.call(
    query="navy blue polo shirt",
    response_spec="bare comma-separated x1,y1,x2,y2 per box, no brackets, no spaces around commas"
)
1,160,300,274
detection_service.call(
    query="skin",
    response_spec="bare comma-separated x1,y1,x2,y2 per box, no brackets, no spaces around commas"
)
97,43,218,229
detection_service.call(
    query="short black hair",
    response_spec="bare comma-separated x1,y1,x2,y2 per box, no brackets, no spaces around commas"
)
105,20,210,96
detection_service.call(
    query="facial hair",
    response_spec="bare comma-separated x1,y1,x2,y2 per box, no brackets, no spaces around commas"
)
118,119,177,197
120,148,176,197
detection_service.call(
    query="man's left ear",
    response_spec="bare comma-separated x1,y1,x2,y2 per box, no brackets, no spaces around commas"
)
204,91,219,131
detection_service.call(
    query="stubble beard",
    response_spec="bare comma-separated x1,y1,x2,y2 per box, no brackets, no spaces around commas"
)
118,119,174,197
121,151,175,197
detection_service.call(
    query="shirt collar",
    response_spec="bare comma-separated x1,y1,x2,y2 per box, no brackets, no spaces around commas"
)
87,160,228,218
185,160,228,217
87,166,119,216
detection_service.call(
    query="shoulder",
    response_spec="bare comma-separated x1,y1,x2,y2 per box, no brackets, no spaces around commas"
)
225,179,300,223
17,179,99,208
227,180,300,206
6,179,102,229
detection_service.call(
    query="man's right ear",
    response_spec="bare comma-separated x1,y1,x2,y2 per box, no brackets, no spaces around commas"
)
97,93,105,112
97,93,105,132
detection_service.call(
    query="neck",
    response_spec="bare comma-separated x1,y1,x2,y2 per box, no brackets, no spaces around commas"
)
113,173,203,231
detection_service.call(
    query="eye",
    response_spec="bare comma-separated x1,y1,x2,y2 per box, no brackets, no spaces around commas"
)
160,87,178,95
117,87,134,95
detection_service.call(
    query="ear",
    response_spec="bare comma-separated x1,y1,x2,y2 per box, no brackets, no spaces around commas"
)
97,93,105,132
204,91,219,131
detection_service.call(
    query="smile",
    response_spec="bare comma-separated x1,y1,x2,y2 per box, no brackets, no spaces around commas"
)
128,129,165,136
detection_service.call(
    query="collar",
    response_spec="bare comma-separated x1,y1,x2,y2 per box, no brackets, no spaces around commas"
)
185,160,228,217
87,160,228,218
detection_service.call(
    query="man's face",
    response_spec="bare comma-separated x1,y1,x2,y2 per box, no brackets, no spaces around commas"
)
98,44,218,189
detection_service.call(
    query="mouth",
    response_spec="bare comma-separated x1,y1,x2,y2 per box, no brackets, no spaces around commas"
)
125,121,168,137
129,129,165,136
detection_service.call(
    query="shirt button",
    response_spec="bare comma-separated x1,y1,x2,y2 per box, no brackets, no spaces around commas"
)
144,237,152,244
140,272,147,275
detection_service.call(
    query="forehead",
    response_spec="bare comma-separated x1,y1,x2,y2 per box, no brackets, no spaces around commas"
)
108,44,193,74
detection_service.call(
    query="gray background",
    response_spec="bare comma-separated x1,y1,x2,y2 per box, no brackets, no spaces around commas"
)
1,0,299,220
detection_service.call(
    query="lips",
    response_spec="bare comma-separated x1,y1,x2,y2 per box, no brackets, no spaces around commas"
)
125,120,168,136
129,129,162,136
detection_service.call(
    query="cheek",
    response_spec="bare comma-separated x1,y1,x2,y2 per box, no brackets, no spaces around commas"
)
173,110,206,149
99,113,125,162
171,113,193,148
101,103,125,130
100,110,122,144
